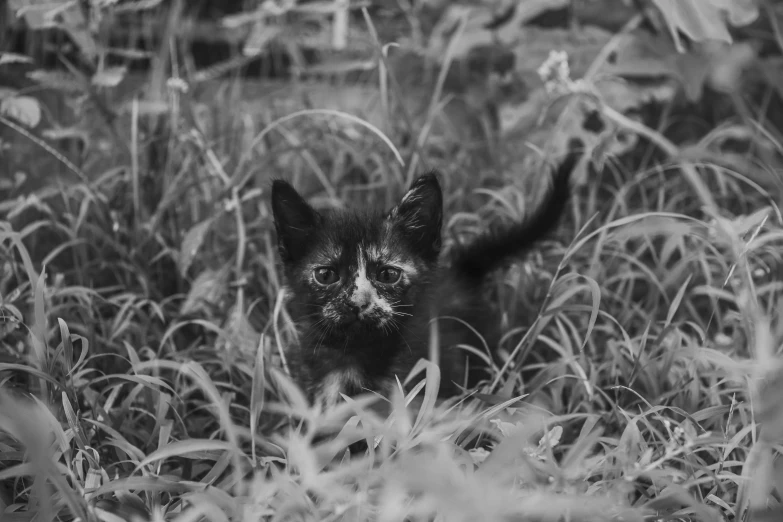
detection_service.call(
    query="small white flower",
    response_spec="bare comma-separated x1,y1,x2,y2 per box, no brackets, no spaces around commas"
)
167,77,189,93
469,447,490,465
537,50,572,94
714,332,732,346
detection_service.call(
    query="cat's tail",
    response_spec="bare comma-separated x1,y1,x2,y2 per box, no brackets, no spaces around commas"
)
449,138,584,282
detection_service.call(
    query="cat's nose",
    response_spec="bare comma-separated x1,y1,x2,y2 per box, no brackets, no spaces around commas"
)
349,303,369,319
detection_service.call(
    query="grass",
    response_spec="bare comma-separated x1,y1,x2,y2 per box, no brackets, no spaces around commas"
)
2,20,783,522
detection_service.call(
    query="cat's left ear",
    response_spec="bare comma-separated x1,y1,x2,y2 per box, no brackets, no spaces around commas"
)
388,172,443,258
271,180,321,262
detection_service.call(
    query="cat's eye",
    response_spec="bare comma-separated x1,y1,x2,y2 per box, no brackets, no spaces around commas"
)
313,267,339,285
376,266,402,284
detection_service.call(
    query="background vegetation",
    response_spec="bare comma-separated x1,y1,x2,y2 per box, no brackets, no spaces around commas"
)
1,0,783,521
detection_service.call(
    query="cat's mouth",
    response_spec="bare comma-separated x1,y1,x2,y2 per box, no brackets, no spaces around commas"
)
341,315,369,327
337,313,383,331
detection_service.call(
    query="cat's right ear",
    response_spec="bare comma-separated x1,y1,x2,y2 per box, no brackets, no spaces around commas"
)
388,172,443,260
271,180,320,262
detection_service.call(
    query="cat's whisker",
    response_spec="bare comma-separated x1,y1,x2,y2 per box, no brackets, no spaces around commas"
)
382,321,393,336
390,321,415,355
319,327,333,355
386,320,400,335
390,318,425,346
302,317,329,338
304,314,333,351
389,301,413,308
312,322,332,356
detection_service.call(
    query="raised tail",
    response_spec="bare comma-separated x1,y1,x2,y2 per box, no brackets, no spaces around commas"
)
449,138,584,282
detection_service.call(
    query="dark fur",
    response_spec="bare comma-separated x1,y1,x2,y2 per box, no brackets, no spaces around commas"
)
271,141,583,403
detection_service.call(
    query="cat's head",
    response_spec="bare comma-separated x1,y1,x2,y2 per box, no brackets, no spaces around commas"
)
271,175,443,337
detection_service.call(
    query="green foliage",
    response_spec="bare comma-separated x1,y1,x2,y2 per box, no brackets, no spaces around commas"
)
2,1,783,522
652,0,759,48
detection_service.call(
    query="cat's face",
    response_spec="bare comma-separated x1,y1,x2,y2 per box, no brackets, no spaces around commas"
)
271,175,443,338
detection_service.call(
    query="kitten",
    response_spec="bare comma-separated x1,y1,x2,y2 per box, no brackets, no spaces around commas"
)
271,140,583,405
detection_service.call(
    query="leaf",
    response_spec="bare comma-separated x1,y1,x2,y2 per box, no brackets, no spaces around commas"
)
0,96,41,128
755,357,783,445
57,318,73,376
602,31,711,102
250,334,267,451
41,126,89,142
136,439,239,470
723,0,761,26
0,53,32,65
119,99,170,116
30,268,48,371
617,416,643,465
180,267,229,315
672,48,714,101
13,4,59,30
708,41,757,93
652,0,758,48
729,206,771,237
85,468,102,490
538,425,563,448
61,391,89,452
0,87,18,100
427,1,570,61
60,5,97,61
664,274,693,328
222,4,279,29
223,303,260,355
92,66,127,88
27,69,82,93
243,20,283,56
561,424,603,476
114,0,166,13
0,364,62,392
490,418,522,438
179,217,217,276
404,358,440,432
12,1,97,59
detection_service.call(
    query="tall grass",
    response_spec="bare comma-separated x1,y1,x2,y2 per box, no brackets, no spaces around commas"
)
2,9,783,522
